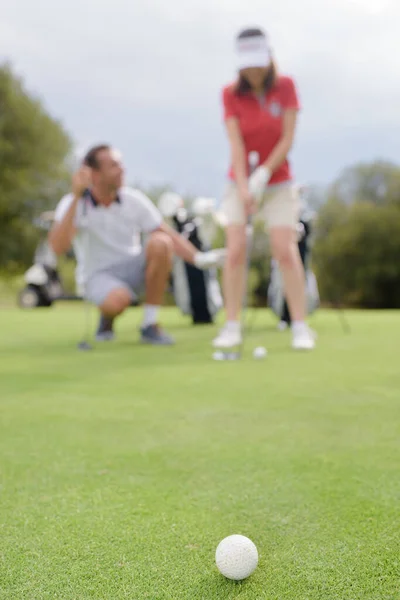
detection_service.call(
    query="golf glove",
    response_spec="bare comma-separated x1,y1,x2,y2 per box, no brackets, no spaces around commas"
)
194,249,226,270
248,165,271,203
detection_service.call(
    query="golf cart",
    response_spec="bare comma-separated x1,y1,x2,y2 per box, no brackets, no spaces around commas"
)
18,211,82,309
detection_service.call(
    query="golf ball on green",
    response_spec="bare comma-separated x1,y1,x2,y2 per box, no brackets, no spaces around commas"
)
215,534,259,581
253,346,267,359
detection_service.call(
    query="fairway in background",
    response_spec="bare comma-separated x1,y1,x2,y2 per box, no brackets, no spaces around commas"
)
1,306,400,599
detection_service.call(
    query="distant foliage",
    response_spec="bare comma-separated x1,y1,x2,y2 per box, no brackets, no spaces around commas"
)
312,162,400,308
0,62,72,272
1,65,400,309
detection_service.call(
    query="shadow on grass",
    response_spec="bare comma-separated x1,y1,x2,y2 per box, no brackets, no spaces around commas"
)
183,571,252,599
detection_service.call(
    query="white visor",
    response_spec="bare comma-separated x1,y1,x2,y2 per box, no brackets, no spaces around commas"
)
236,35,271,70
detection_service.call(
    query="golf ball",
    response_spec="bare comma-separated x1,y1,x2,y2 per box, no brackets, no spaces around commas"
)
253,346,267,359
212,351,225,361
215,534,259,581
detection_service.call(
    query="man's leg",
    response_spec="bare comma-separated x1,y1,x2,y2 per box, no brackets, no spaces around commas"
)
84,267,134,341
96,286,132,341
91,231,174,344
142,231,173,322
100,288,132,318
140,231,175,344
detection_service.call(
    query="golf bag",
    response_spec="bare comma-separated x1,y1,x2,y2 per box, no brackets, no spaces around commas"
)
267,214,320,321
170,211,223,324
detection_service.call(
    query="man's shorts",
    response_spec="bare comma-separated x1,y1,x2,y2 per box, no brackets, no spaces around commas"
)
85,253,146,307
218,181,301,229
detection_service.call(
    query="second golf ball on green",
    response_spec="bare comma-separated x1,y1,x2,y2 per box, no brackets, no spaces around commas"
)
253,346,267,359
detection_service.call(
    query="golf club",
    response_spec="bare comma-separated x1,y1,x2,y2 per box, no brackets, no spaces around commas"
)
336,302,351,334
214,150,259,361
77,299,93,351
77,193,94,351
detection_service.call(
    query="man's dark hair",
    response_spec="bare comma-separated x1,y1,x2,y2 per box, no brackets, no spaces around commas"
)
83,144,111,169
235,27,277,96
237,27,266,40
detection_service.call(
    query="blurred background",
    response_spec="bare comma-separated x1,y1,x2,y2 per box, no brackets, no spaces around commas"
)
1,0,400,310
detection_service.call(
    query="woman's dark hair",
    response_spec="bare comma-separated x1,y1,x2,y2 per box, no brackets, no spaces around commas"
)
235,27,277,96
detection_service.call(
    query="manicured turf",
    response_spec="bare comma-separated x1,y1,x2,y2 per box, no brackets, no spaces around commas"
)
1,305,399,599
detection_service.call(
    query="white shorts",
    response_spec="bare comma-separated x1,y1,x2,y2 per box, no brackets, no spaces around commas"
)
218,181,301,229
85,254,146,306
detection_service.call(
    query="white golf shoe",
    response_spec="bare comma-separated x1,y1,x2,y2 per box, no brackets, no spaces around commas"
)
212,323,242,348
291,323,316,351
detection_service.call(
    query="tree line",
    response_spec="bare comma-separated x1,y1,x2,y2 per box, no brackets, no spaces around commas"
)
1,62,400,308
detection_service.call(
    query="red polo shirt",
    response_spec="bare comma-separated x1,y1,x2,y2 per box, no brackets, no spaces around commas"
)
222,75,301,185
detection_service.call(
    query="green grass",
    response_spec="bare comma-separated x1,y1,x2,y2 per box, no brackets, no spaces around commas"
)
1,305,399,599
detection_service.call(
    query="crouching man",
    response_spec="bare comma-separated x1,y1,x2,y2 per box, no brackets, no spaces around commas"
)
48,144,225,345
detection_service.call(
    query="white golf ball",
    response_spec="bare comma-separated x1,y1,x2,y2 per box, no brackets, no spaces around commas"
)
212,351,225,361
215,534,259,581
253,346,267,359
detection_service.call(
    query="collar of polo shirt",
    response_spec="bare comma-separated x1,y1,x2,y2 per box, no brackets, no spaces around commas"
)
83,188,121,206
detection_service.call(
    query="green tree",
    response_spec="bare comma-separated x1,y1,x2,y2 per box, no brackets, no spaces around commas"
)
311,160,400,308
0,62,72,273
330,160,400,206
313,201,400,308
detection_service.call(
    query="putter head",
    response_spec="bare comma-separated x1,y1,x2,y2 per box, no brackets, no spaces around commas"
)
77,340,93,351
225,351,241,361
212,350,241,361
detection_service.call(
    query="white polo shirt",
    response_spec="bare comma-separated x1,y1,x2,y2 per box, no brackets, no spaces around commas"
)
54,186,163,284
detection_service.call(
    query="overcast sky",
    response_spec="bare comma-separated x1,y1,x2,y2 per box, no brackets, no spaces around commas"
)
2,0,399,200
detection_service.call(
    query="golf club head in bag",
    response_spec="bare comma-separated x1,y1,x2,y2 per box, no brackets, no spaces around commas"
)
158,192,184,220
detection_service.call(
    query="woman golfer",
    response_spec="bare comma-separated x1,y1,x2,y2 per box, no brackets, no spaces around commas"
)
213,26,315,351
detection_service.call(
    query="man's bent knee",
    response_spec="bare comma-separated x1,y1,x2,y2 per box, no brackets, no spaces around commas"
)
100,288,132,316
147,231,173,258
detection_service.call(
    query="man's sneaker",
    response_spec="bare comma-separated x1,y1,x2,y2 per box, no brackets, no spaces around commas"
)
140,324,175,345
291,324,316,351
95,315,115,342
212,324,242,348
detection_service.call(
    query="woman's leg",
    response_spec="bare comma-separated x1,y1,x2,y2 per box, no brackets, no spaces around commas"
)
269,226,315,350
213,181,249,348
213,224,247,347
223,224,247,321
261,183,314,348
269,227,306,322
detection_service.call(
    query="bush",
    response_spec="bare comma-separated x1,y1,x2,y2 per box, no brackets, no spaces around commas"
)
313,201,400,308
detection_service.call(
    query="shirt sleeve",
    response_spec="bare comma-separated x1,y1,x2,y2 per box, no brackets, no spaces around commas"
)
53,193,85,228
281,77,301,111
54,194,74,222
127,189,163,233
222,85,239,120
